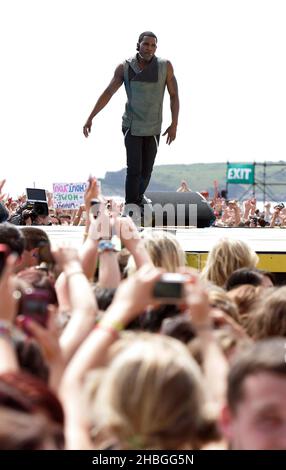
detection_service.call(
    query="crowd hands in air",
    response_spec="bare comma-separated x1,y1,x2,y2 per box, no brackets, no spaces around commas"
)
176,179,286,228
0,175,286,450
210,196,286,228
1,177,285,229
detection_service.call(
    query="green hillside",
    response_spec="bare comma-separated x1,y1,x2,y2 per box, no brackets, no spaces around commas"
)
101,162,286,201
151,163,226,192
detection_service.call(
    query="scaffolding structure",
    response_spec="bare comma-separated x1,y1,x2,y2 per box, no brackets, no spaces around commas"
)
226,161,286,203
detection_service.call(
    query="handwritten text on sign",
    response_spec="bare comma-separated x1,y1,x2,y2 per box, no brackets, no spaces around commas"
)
53,182,88,209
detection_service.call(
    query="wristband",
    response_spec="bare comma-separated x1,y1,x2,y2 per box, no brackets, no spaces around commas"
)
99,319,124,332
97,239,116,254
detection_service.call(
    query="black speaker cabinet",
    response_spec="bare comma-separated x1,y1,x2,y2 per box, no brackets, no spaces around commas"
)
144,191,215,228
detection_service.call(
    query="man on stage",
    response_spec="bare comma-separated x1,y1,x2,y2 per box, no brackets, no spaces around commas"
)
83,31,179,216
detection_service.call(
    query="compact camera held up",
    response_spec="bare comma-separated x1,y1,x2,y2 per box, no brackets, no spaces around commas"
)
153,273,187,304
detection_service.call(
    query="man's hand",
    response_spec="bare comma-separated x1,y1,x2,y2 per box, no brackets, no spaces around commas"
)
162,124,177,145
83,119,92,138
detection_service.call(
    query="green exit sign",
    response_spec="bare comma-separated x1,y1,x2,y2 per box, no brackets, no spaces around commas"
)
227,163,255,184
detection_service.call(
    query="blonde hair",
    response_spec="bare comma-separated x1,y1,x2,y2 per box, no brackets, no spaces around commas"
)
86,333,217,449
126,230,186,276
207,285,240,323
201,238,258,287
188,330,251,366
227,284,262,319
246,287,286,339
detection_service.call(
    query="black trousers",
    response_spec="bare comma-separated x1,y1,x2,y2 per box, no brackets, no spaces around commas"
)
123,128,160,205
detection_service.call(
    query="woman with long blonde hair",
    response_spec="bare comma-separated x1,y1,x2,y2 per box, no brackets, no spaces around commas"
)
126,230,186,276
86,333,218,450
201,238,258,288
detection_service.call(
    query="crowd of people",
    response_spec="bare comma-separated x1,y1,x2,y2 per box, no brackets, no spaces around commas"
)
1,177,285,229
0,175,286,451
211,197,286,228
176,179,286,228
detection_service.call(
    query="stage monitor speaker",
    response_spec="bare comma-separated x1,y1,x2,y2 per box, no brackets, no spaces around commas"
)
144,191,215,228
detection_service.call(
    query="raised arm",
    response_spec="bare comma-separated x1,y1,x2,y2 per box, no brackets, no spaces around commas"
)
162,61,179,145
55,247,97,363
116,216,153,269
60,264,163,449
83,64,124,137
184,275,229,414
0,255,19,374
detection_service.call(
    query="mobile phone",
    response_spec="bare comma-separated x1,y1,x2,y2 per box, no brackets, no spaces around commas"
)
90,198,101,219
153,273,187,304
18,288,50,327
0,244,10,277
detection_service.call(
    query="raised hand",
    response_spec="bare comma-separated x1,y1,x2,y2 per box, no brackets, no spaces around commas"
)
104,264,165,326
52,246,81,272
84,176,104,210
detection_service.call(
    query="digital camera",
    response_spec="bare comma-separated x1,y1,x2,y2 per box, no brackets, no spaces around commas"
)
9,201,49,226
153,274,187,304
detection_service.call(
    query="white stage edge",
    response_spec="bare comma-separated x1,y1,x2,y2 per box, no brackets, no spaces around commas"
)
42,226,286,254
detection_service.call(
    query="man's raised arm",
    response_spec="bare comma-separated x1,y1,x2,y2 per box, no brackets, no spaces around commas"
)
83,64,124,137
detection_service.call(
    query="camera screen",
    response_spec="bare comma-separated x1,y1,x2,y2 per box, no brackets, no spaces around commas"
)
153,281,183,299
90,203,100,218
26,188,47,202
20,298,49,327
24,298,48,315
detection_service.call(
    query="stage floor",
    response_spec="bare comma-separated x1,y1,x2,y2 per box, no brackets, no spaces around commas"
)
42,226,286,273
